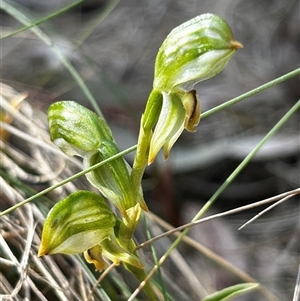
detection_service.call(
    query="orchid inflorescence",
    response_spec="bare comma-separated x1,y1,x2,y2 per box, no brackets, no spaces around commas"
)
38,13,242,299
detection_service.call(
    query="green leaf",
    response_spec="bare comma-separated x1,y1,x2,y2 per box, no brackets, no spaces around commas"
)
202,283,259,301
38,191,116,256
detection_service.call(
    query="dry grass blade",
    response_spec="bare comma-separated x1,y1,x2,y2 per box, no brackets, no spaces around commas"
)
293,265,300,301
137,188,300,250
238,192,299,230
86,263,116,301
0,83,108,301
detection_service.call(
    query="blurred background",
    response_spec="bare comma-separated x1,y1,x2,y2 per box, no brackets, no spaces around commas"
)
1,0,299,300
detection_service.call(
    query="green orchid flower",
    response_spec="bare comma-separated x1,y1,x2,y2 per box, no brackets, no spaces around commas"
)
38,191,143,271
147,13,242,164
131,13,242,195
38,191,115,256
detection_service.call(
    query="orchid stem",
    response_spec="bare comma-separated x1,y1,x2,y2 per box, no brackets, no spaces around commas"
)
130,90,162,202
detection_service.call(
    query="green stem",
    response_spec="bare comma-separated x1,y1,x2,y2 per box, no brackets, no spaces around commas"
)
130,90,162,202
202,68,300,119
124,264,160,300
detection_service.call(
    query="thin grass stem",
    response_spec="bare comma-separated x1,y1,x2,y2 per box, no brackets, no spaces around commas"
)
136,188,300,249
237,193,297,230
0,145,137,217
74,0,120,47
202,68,300,119
193,99,299,221
142,213,168,300
1,1,103,118
0,0,86,40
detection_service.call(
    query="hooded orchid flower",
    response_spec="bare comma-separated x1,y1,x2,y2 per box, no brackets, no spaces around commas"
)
38,191,143,271
131,13,242,197
146,13,242,163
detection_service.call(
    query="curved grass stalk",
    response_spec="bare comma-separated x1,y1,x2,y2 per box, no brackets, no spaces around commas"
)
127,99,300,301
1,0,120,116
1,0,103,118
74,0,120,47
0,0,86,40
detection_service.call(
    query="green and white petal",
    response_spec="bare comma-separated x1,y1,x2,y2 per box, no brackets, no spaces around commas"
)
38,191,116,256
148,92,186,164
